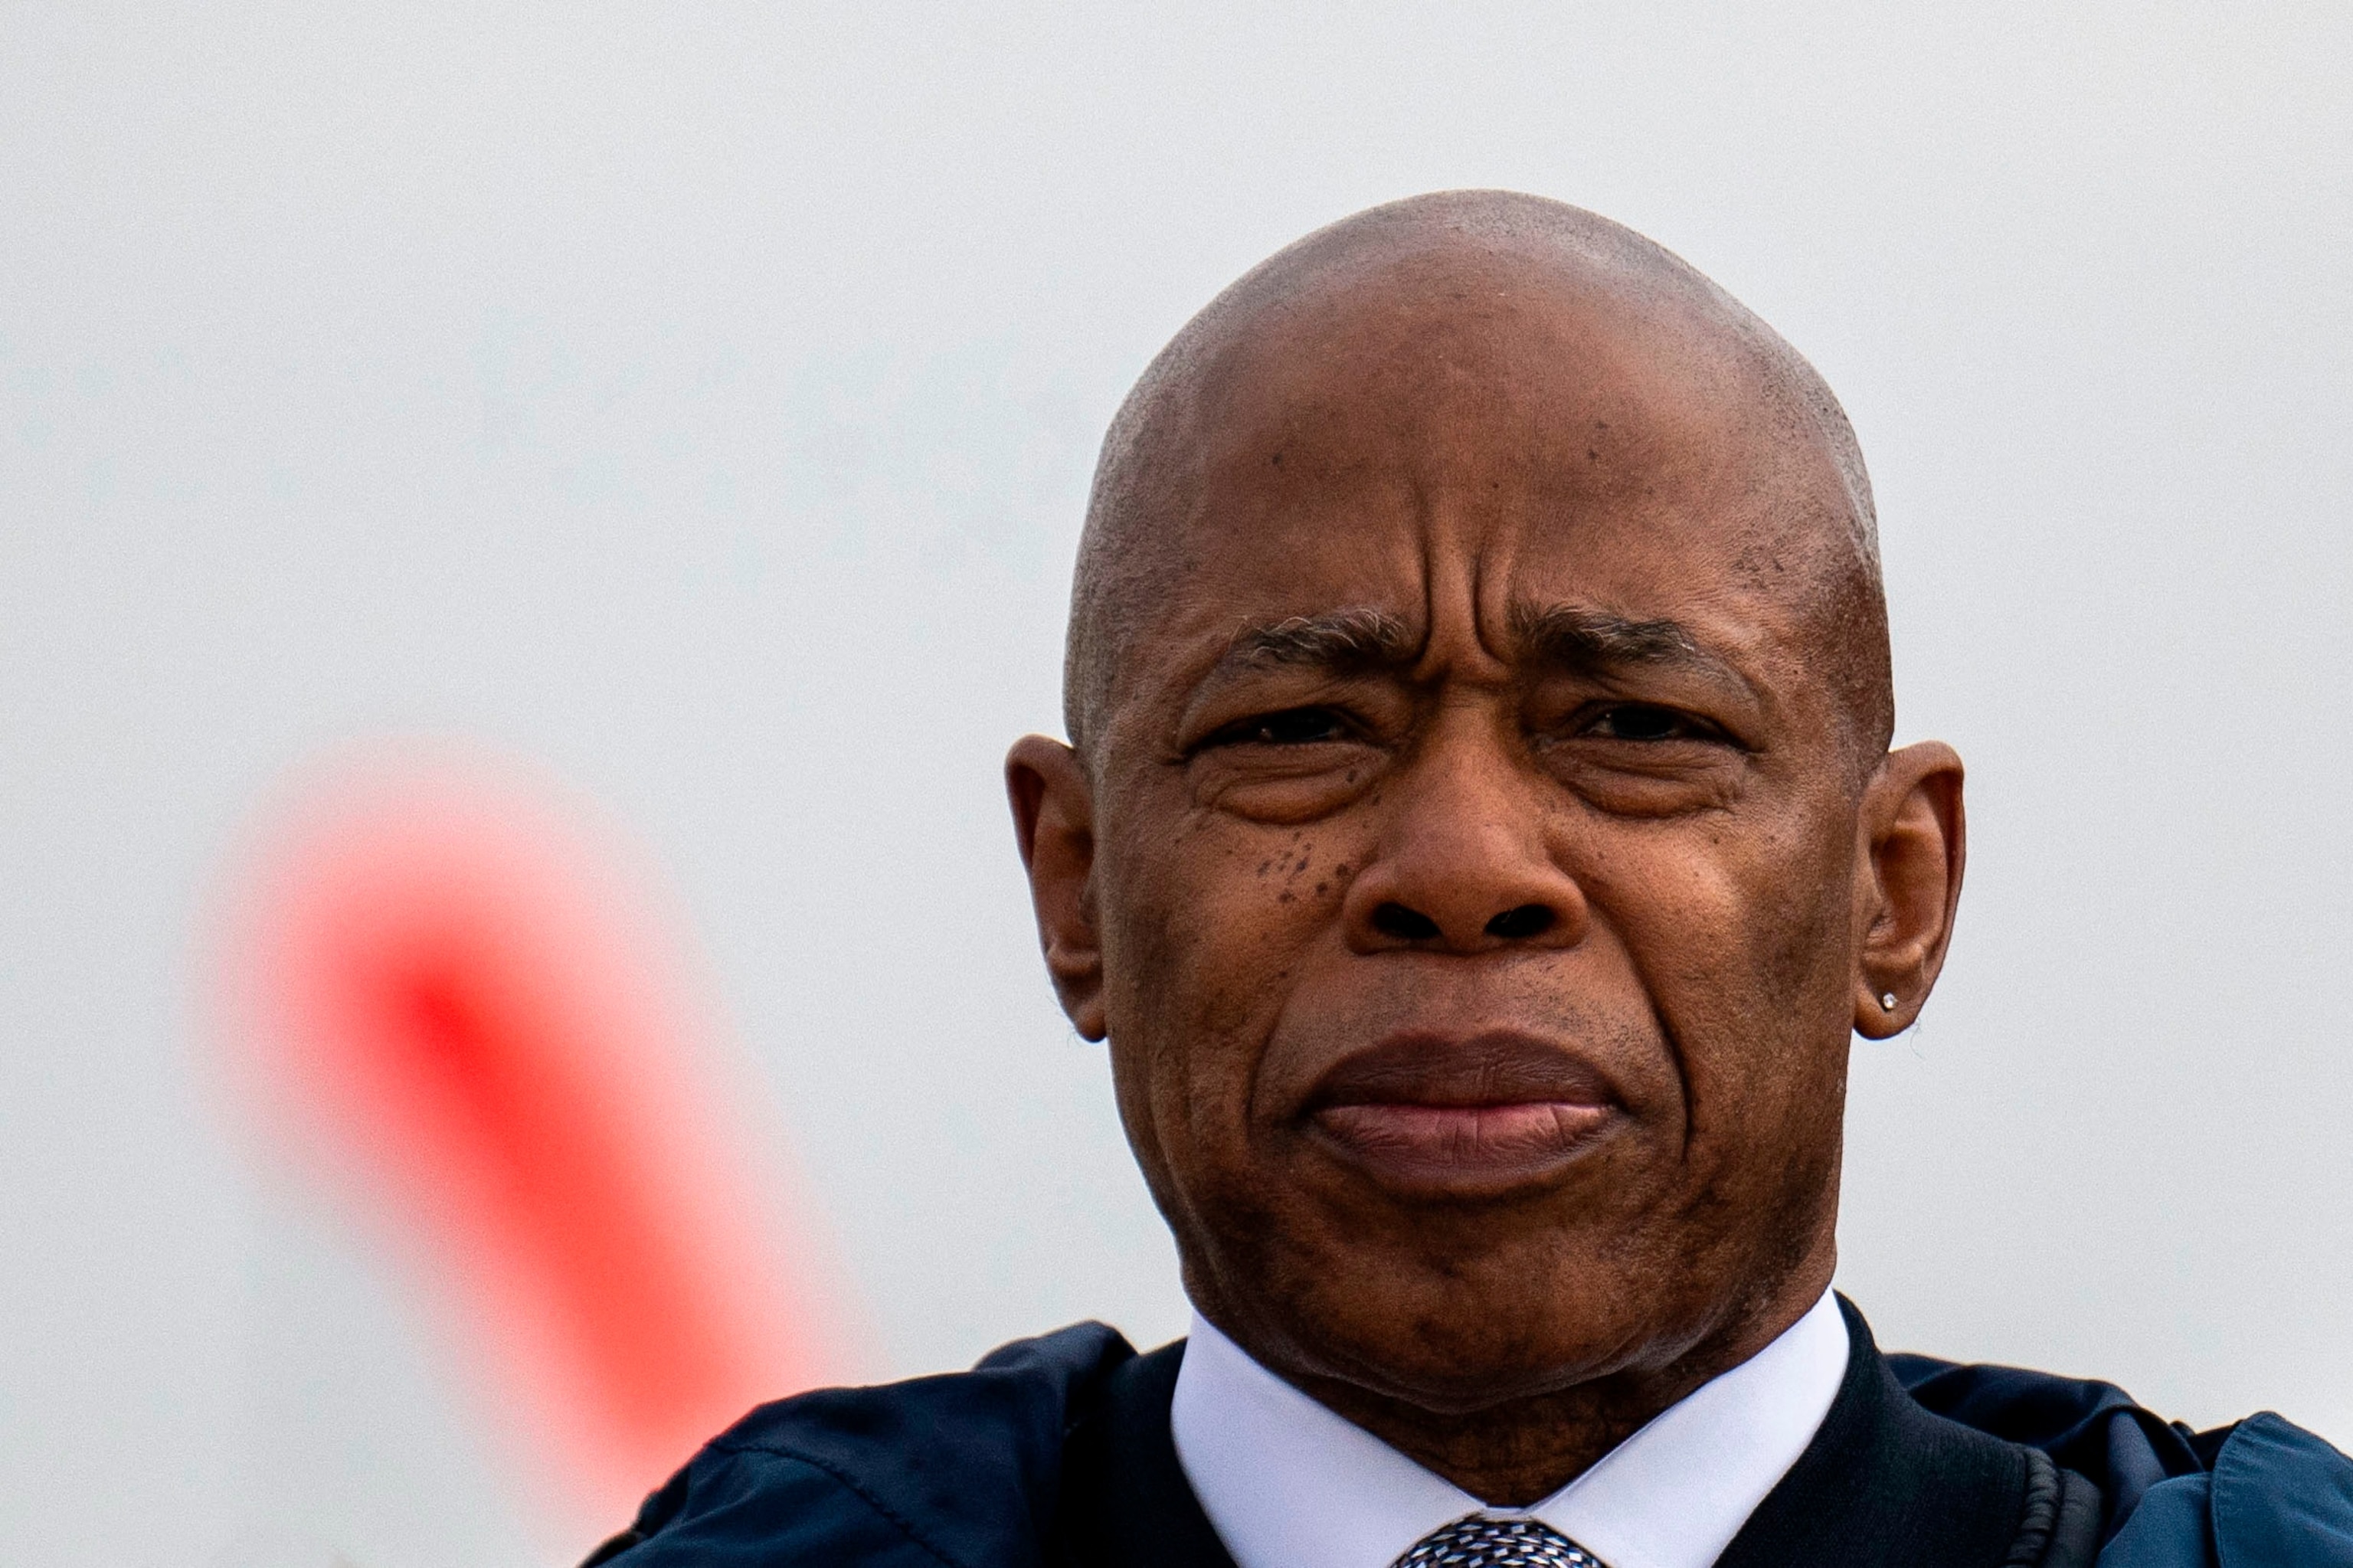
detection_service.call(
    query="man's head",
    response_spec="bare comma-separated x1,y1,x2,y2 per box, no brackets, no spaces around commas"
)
1007,191,1965,1499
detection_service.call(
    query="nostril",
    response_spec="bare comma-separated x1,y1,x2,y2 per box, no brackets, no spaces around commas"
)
1371,902,1443,941
1485,904,1556,941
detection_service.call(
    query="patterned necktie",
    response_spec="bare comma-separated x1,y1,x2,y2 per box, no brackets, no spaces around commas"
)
1391,1514,1608,1568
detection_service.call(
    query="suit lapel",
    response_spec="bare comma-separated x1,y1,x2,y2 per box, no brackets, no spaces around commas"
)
1717,1297,2060,1568
1054,1340,1239,1568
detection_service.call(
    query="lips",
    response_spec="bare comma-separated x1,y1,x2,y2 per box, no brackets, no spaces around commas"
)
1302,1030,1622,1196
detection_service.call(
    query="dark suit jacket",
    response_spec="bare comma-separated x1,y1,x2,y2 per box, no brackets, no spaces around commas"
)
586,1298,2353,1567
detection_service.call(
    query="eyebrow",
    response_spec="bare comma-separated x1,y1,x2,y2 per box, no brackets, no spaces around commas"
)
1221,607,1420,673
1199,602,1744,690
1507,604,1713,672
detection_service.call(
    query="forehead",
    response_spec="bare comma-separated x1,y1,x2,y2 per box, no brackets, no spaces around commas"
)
1127,254,1852,677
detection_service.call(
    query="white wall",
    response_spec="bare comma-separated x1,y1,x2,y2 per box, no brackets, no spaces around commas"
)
2,5,2347,1563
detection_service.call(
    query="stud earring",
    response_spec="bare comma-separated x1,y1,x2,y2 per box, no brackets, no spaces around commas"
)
1880,992,1898,1012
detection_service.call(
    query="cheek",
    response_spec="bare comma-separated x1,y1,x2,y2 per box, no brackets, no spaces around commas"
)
1106,811,1355,1000
1582,813,1857,1120
1746,812,1865,1015
1096,814,1363,1126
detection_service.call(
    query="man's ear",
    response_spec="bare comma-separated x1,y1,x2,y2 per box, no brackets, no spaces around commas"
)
1006,735,1107,1041
1852,741,1966,1039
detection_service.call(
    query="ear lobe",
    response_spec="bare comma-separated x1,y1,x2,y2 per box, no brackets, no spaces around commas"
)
1005,735,1108,1041
1853,741,1966,1039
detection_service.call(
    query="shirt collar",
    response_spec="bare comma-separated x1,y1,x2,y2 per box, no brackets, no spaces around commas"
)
1169,1288,1848,1568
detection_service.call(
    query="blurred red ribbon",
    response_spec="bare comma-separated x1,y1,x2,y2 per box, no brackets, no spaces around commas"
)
216,756,843,1522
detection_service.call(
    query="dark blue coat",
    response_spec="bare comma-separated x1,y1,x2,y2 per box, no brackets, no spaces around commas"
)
587,1299,2353,1567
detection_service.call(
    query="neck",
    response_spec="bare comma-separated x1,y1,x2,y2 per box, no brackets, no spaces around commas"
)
1267,1279,1832,1507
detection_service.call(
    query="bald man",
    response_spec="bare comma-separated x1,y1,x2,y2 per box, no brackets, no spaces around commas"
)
586,195,2353,1568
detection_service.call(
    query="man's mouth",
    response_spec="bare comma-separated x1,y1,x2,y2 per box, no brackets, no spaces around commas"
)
1302,1030,1622,1196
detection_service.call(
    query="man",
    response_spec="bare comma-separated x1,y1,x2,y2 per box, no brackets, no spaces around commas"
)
587,193,2353,1566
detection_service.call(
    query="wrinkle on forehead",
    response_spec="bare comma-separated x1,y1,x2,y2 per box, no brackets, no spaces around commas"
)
1066,191,1891,772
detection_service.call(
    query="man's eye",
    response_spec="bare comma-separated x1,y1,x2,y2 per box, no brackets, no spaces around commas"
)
1206,707,1355,748
1586,704,1713,741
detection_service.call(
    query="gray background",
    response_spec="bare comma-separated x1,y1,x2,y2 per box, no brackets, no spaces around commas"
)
3,4,2348,1564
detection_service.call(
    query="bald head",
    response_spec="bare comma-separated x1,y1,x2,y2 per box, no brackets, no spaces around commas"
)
1065,190,1890,770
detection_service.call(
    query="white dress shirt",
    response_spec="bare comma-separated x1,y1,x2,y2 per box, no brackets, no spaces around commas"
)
1169,1288,1849,1568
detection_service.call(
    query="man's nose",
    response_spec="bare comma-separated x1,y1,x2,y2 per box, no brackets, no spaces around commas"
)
1340,719,1589,955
